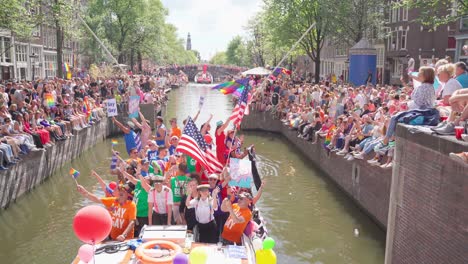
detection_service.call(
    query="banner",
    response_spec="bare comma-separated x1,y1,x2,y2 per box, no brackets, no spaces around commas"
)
198,95,205,110
106,98,118,117
229,158,253,188
128,95,140,118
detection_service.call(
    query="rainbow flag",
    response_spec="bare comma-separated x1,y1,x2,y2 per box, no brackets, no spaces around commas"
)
83,97,92,123
212,78,250,95
44,93,55,108
69,168,80,179
111,139,118,146
269,67,291,80
63,62,70,72
324,125,336,145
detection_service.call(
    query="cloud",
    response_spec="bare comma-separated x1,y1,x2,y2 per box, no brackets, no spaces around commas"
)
161,0,263,60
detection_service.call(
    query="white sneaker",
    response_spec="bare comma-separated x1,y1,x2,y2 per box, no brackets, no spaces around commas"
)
385,162,393,168
354,153,364,160
367,159,379,164
344,154,351,159
347,156,355,161
337,150,348,156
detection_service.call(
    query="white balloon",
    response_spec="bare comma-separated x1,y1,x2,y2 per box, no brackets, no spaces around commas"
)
252,237,263,251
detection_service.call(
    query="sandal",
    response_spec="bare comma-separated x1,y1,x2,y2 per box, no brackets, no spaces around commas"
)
449,152,468,165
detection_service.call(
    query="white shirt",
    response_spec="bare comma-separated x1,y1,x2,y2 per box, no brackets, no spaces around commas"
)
147,186,173,214
190,198,214,224
356,93,367,108
441,78,462,97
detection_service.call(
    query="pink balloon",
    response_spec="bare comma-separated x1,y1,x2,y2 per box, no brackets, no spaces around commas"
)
78,244,94,263
73,205,112,244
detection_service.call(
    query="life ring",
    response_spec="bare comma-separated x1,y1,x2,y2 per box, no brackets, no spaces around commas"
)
134,240,182,264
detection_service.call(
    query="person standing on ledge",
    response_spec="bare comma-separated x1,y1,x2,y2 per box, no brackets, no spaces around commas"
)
77,183,136,242
112,117,137,155
154,116,167,147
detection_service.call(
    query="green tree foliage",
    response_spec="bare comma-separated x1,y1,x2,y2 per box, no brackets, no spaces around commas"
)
264,0,337,83
226,36,250,67
210,51,227,65
397,0,467,26
84,0,195,67
0,0,42,38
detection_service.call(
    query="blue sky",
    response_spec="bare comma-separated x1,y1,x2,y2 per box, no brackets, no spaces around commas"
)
161,0,263,60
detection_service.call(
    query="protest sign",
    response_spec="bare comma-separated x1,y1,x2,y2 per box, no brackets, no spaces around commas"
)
128,95,140,118
106,99,118,117
229,158,253,188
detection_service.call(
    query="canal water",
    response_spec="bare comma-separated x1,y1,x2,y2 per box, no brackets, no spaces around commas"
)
0,84,385,264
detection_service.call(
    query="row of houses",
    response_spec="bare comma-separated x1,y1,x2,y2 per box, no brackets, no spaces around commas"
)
295,6,468,85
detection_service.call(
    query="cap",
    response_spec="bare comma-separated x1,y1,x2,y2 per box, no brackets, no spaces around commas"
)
208,174,218,180
239,192,253,201
197,184,210,191
141,158,149,165
216,120,223,127
170,135,179,140
149,174,164,182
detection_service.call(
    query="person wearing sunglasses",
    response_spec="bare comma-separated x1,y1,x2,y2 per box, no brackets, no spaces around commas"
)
77,183,136,242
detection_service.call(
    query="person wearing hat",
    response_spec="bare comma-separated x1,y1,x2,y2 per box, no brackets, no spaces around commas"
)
208,173,230,238
221,192,253,245
146,140,159,162
112,117,138,155
186,184,219,243
167,135,179,156
154,116,166,147
77,182,136,241
147,175,173,225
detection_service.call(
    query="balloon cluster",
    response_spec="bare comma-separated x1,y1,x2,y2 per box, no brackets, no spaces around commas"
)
73,205,113,264
255,237,277,264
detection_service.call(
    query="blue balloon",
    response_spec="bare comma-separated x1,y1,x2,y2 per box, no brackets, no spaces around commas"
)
173,252,188,264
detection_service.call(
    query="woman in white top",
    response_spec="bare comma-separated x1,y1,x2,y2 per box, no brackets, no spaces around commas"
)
148,176,173,225
186,184,219,243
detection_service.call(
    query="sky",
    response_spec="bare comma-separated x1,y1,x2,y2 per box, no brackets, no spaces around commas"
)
161,0,263,61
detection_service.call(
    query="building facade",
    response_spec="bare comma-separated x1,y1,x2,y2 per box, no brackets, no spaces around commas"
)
454,16,468,63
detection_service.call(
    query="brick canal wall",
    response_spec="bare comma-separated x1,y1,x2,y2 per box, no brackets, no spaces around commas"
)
0,104,156,209
242,111,392,229
385,126,468,264
243,110,468,263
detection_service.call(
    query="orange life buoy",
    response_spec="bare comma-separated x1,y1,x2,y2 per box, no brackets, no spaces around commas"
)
135,240,182,264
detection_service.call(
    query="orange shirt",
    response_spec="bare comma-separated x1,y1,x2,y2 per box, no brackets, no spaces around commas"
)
222,204,252,244
171,127,182,138
101,197,136,240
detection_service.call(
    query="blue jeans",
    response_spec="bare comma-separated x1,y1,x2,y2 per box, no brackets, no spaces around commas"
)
363,138,381,154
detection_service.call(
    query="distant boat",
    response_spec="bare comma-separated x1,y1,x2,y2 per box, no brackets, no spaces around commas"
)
194,64,213,84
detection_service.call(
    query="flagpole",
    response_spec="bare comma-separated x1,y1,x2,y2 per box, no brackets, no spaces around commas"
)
270,22,316,76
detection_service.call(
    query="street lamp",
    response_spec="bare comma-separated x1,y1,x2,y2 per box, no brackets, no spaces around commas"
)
29,53,39,81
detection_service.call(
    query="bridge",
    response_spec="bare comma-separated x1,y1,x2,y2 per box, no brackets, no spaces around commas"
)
164,64,247,82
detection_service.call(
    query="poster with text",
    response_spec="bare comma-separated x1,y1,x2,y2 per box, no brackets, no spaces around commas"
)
106,99,118,117
229,158,253,188
128,95,140,118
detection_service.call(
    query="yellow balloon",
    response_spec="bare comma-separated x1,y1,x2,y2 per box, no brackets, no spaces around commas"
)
189,247,208,264
255,249,277,264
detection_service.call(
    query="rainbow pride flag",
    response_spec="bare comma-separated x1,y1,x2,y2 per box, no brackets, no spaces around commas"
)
212,78,250,95
324,125,336,145
63,62,70,72
69,168,80,179
44,93,55,108
269,67,291,80
111,139,118,146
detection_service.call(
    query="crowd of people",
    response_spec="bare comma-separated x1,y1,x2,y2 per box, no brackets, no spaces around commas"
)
252,60,468,166
0,73,175,171
76,109,265,245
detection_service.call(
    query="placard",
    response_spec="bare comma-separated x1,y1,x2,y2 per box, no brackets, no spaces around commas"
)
128,95,140,118
199,95,205,109
106,99,118,117
229,158,253,188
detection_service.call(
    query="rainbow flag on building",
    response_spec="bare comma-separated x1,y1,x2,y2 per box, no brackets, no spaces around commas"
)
44,93,55,108
69,168,80,179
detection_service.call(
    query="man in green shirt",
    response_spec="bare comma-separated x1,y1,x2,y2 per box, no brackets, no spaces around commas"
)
170,163,190,224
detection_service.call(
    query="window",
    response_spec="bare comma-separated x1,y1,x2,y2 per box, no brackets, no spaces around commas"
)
377,47,385,67
461,16,468,31
402,7,408,21
15,44,27,62
400,30,407,50
391,8,397,22
3,38,11,63
396,7,400,22
393,60,402,77
44,53,57,78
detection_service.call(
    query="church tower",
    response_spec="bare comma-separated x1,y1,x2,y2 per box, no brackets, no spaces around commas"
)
186,33,192,51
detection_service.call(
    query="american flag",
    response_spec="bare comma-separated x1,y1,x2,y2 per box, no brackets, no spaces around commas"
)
176,117,223,173
230,84,250,128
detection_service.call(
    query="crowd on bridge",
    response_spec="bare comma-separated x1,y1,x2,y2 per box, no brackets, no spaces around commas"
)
251,59,468,166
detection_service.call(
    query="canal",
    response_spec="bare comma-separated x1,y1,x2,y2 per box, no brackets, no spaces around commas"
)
0,84,385,264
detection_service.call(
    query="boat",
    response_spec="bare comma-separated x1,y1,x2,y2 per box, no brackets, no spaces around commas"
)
170,84,180,89
195,64,214,84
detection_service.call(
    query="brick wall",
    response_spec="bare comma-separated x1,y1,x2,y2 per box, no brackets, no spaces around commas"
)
385,126,468,264
242,111,391,229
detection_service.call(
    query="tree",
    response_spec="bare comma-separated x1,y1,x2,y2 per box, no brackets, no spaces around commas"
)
0,0,43,38
397,0,467,26
190,50,201,62
264,0,337,83
226,36,249,67
210,51,227,65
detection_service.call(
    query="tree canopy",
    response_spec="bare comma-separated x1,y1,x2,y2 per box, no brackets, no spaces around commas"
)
397,0,467,26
